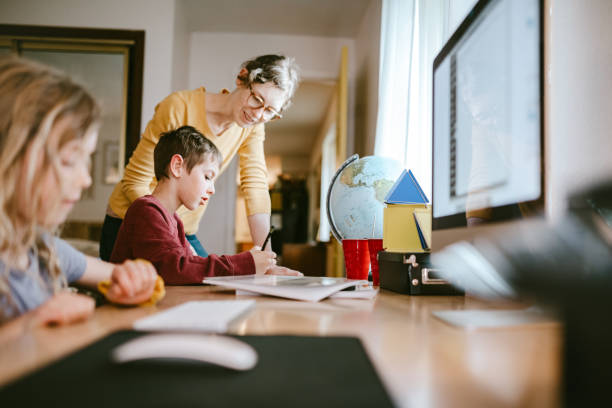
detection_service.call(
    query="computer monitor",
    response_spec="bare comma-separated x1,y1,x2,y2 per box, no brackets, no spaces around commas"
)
431,0,543,248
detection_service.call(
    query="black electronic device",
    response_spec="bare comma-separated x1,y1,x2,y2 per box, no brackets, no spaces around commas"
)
431,0,544,249
378,251,463,296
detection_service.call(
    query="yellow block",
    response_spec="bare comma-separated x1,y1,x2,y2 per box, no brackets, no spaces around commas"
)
413,208,432,250
383,204,431,253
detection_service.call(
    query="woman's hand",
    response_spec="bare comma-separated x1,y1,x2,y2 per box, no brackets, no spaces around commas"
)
105,259,157,305
35,292,95,326
249,246,277,274
264,266,303,276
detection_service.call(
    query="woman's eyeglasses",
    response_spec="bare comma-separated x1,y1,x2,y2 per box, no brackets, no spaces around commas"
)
246,85,283,121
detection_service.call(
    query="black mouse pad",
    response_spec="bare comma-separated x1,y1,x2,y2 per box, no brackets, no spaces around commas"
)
0,330,394,407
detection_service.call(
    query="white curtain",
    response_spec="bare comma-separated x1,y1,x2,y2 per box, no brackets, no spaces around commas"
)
374,0,416,163
404,0,448,200
375,0,477,200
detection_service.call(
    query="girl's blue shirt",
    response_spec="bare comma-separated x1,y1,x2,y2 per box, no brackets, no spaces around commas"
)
0,237,86,322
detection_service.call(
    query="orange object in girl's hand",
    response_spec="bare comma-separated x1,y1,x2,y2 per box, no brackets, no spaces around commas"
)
98,259,165,306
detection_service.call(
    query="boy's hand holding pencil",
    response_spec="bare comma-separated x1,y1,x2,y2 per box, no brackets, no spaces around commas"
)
265,265,303,276
249,246,277,274
248,247,303,276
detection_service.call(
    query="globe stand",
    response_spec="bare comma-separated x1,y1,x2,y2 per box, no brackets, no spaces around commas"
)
326,154,359,243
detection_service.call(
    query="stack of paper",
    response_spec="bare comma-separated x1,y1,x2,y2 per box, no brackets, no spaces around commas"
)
133,300,255,332
383,169,431,253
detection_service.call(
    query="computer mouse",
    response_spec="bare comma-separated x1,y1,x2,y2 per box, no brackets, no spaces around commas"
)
111,333,258,371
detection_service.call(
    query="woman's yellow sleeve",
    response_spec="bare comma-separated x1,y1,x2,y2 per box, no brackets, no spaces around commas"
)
238,123,271,215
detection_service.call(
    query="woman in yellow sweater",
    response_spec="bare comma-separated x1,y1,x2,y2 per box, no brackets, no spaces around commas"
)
100,55,300,261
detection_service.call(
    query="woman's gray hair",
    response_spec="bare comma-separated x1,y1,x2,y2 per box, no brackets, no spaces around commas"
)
239,54,300,110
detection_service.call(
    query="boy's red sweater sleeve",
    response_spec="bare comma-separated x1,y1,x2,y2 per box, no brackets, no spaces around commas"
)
110,199,255,285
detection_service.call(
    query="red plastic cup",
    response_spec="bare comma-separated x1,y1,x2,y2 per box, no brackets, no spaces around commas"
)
367,239,384,286
342,239,370,280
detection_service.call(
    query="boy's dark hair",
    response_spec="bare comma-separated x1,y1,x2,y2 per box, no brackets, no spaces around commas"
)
154,125,222,181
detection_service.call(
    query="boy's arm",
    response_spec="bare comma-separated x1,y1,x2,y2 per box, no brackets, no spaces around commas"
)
126,203,256,284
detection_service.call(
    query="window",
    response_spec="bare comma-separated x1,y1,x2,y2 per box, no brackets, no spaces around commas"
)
375,0,477,199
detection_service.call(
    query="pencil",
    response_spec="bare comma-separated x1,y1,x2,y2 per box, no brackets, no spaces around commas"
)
261,226,275,250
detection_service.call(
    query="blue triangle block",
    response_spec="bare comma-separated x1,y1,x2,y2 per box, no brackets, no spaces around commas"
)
384,169,429,204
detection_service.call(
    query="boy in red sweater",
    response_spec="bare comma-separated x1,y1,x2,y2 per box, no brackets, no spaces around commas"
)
110,126,300,284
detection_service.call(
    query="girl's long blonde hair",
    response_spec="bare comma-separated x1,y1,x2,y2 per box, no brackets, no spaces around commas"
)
0,56,100,319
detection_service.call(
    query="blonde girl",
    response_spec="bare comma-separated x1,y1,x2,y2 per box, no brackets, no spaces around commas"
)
0,56,157,326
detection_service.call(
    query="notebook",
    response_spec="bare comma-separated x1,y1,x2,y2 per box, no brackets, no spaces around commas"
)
133,300,255,333
203,275,368,302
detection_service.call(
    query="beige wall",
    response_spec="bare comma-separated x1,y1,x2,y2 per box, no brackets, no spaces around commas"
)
354,0,383,157
0,0,183,224
546,0,612,220
187,32,355,90
0,0,177,132
171,0,190,93
6,0,610,232
0,0,375,254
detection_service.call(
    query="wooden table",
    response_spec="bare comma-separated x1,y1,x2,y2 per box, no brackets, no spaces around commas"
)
0,287,562,407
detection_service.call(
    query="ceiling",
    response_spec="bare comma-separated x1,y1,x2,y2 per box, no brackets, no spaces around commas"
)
181,0,372,165
182,0,371,37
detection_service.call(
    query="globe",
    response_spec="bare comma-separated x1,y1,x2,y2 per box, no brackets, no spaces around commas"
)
327,155,403,240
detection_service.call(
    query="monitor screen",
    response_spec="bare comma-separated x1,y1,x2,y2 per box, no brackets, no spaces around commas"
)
432,0,543,230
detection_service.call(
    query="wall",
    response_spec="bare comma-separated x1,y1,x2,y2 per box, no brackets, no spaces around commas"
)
1,1,379,254
171,0,190,92
547,0,612,220
353,0,382,157
188,32,355,89
188,31,355,253
0,0,176,131
0,0,178,223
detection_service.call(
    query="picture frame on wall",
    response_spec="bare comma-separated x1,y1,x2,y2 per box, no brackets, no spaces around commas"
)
103,141,121,185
